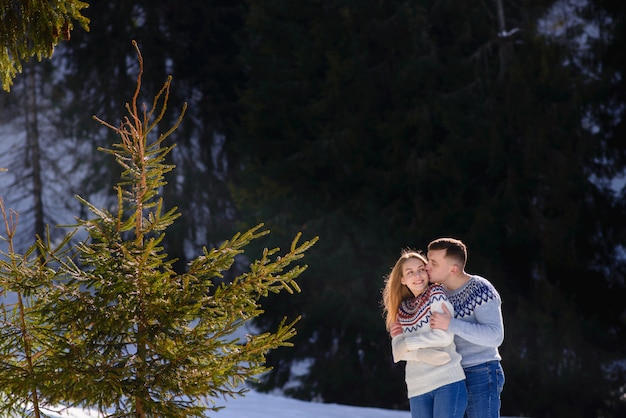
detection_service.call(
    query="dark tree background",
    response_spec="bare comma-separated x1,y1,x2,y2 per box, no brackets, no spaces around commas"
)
1,1,624,417
233,1,626,417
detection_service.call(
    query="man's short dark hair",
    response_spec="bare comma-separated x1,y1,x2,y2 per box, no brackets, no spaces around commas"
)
428,238,467,267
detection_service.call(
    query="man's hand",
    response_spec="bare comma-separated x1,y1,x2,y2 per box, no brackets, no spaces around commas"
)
430,304,452,330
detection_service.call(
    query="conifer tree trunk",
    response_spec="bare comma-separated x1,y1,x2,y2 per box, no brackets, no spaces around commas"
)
24,63,45,242
17,292,41,418
495,0,510,80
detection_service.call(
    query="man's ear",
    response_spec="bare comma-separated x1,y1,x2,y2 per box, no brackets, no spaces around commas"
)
450,264,459,275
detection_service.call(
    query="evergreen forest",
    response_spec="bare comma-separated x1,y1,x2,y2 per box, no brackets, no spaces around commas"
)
1,1,625,417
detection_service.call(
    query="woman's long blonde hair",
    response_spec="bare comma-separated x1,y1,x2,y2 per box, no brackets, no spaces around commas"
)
381,249,428,331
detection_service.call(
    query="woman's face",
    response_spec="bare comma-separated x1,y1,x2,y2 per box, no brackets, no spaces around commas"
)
400,257,428,297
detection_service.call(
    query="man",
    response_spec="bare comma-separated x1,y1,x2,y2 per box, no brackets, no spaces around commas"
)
425,237,505,418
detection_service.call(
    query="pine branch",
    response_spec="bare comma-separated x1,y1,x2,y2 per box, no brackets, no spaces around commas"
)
0,0,90,91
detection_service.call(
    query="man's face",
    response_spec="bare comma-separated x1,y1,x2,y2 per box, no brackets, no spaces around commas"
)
425,249,453,285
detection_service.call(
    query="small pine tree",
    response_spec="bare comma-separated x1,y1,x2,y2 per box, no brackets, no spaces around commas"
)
0,41,317,417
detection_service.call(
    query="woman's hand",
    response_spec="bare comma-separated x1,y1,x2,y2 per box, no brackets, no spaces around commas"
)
390,321,403,337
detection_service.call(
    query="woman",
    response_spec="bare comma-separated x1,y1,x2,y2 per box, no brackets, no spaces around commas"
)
382,249,467,418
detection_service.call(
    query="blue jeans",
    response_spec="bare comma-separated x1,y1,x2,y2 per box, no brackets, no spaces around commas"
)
409,380,468,418
464,361,505,418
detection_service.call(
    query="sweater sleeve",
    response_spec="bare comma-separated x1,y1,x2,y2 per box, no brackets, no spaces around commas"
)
404,299,455,350
448,297,504,347
391,335,452,365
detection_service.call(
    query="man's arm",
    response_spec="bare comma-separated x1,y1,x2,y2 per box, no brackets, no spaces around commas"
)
448,300,504,347
404,299,455,350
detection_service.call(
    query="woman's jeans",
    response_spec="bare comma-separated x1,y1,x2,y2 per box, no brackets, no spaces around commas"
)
464,361,505,418
409,380,468,418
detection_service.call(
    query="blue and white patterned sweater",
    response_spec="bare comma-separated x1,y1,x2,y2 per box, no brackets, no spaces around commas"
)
445,275,504,367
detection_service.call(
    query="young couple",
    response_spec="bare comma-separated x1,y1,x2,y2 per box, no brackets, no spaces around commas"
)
382,238,505,418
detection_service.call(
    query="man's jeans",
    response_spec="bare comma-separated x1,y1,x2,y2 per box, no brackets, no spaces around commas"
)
464,361,505,418
409,379,468,418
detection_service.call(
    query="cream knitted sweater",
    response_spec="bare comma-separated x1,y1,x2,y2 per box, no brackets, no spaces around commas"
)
391,284,466,398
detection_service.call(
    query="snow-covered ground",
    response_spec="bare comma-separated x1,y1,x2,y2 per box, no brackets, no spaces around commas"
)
10,389,525,418
13,389,410,418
